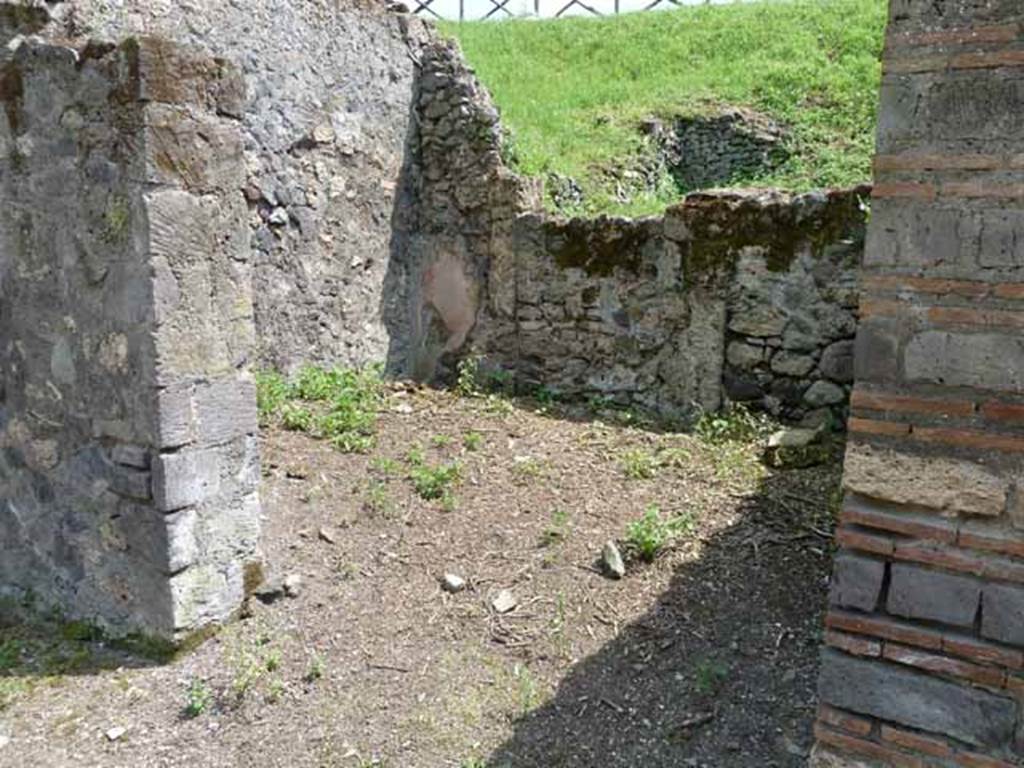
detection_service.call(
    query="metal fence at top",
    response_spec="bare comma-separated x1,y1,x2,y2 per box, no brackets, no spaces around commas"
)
413,0,718,21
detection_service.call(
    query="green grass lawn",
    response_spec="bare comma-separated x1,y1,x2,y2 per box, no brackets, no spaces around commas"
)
441,0,887,216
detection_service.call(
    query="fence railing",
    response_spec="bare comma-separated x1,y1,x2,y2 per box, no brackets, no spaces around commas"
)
413,0,712,21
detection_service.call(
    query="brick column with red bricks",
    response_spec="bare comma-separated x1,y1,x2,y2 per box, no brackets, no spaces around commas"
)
812,2,1024,766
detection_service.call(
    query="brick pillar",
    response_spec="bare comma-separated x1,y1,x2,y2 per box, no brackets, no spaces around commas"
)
0,37,261,642
813,2,1024,766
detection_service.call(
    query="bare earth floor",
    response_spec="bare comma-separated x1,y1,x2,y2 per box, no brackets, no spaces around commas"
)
0,388,842,768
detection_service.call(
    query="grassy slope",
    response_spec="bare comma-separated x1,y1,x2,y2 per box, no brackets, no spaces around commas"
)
441,0,887,216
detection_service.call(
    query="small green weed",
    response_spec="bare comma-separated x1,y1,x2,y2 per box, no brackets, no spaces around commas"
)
625,504,695,562
706,441,764,486
456,356,482,397
406,445,426,467
541,509,571,546
694,658,729,695
534,385,558,407
431,434,453,448
364,481,394,517
254,371,288,425
183,679,213,718
305,654,326,683
265,678,285,704
487,368,515,394
484,393,515,417
231,649,263,700
281,403,314,432
512,663,541,716
410,462,461,501
620,448,659,480
370,456,401,477
694,403,772,445
511,457,548,483
463,431,484,451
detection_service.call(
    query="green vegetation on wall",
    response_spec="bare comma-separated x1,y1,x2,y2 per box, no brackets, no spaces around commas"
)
442,0,887,216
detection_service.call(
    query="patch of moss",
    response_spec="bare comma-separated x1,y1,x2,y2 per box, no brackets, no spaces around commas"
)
675,187,868,278
102,195,131,243
546,217,651,277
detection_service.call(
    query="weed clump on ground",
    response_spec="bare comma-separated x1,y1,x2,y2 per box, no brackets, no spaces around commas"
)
410,462,461,502
183,679,213,718
694,403,773,445
256,365,383,453
624,503,695,562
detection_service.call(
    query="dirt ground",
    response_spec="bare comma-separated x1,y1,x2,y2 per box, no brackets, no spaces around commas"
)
0,386,843,768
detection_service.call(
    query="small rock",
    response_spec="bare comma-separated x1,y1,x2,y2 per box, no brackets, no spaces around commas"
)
0,734,9,749
268,207,289,227
764,428,830,469
491,589,517,614
803,379,846,408
317,527,337,545
253,577,285,604
441,573,466,593
311,123,335,144
601,540,626,579
767,428,820,450
283,574,303,598
105,727,126,742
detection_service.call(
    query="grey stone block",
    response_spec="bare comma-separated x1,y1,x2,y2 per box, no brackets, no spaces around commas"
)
979,209,1024,268
829,553,885,612
107,464,152,502
854,320,902,383
726,341,765,370
819,340,854,384
110,443,149,469
887,563,981,628
804,380,846,408
195,376,258,447
151,449,221,513
156,383,195,450
818,649,1018,750
982,583,1024,647
166,508,199,574
906,331,1024,393
771,351,816,377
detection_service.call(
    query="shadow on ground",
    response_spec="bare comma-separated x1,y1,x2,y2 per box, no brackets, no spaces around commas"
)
483,455,840,768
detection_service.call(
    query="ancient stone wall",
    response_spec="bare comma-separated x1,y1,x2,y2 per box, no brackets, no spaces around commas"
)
647,109,790,192
390,38,541,381
814,1,1024,766
0,36,261,640
33,0,437,374
474,188,866,422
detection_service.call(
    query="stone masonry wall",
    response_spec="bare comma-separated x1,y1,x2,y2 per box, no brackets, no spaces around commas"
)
35,0,438,375
0,36,261,641
391,37,541,381
813,2,1024,766
474,188,866,423
648,109,790,193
